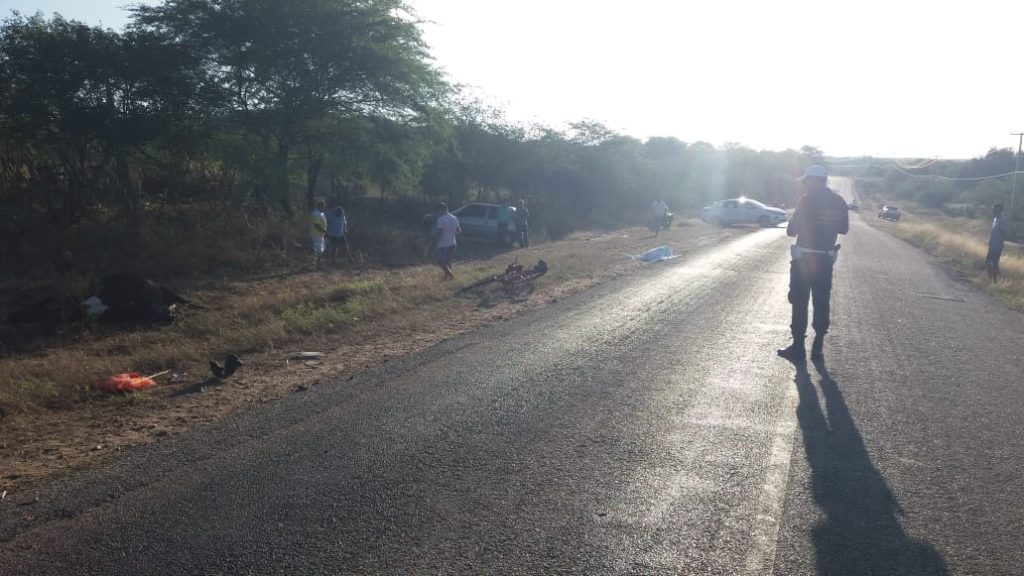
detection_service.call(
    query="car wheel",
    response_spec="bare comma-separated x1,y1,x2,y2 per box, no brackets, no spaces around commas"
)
757,215,771,228
710,216,723,227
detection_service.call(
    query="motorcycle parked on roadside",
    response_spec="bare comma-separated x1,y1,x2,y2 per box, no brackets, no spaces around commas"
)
648,212,674,234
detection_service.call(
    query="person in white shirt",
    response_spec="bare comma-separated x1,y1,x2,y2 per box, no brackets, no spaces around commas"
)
309,200,327,270
434,202,461,280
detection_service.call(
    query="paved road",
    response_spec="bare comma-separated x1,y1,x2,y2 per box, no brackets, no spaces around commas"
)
2,178,1022,575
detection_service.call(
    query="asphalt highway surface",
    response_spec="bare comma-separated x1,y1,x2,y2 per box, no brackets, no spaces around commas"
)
2,178,1022,575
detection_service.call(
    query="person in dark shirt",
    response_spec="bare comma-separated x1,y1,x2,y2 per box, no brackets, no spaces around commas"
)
326,205,353,265
778,165,850,362
986,203,1007,282
514,199,531,248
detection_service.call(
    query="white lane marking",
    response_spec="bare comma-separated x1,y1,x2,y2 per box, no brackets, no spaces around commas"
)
744,378,799,575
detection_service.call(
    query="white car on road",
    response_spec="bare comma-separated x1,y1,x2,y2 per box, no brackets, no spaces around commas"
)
701,198,788,227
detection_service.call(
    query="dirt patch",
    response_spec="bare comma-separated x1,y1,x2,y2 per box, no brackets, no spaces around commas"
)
0,222,750,494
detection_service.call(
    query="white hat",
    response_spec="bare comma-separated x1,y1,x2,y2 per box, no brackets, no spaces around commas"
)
798,165,828,181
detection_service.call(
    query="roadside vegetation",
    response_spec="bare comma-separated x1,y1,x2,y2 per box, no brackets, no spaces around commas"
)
837,147,1023,231
853,176,1024,312
4,0,1022,487
0,2,817,408
894,217,1022,308
0,219,741,415
1,222,752,489
1,255,492,414
0,2,820,285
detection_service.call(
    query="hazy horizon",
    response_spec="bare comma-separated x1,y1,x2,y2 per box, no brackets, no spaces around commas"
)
3,0,1022,160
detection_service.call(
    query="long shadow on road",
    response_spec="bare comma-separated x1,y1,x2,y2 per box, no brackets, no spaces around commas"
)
794,359,949,576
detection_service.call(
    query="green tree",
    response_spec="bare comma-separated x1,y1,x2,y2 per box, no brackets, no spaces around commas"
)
800,145,825,165
961,179,1009,208
132,0,448,213
0,13,203,225
642,137,688,207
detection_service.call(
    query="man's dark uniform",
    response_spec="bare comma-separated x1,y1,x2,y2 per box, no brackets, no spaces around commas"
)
779,176,849,361
514,201,530,248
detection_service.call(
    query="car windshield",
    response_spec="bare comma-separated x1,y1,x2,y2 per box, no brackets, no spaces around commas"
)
742,199,766,209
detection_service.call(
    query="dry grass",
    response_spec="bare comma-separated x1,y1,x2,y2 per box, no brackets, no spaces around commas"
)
0,221,760,491
879,213,1024,312
0,269,477,413
0,221,738,416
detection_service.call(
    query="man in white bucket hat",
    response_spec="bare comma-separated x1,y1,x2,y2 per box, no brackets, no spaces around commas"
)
777,165,849,362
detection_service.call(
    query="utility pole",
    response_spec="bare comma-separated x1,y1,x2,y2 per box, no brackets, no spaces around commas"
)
1011,132,1023,217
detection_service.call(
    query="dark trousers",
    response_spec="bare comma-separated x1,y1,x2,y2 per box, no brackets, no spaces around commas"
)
789,255,834,340
986,246,1003,273
518,226,530,248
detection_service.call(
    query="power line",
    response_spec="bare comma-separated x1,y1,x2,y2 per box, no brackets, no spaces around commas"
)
830,154,1024,182
1010,132,1023,214
889,165,1022,181
895,157,940,170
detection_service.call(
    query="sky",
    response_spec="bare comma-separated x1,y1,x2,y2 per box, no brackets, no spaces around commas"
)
3,0,1023,159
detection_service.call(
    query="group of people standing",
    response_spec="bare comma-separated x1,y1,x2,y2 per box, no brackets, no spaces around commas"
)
498,199,531,249
308,198,532,276
309,200,353,269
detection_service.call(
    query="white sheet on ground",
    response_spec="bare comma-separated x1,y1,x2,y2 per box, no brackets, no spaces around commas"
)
629,245,677,262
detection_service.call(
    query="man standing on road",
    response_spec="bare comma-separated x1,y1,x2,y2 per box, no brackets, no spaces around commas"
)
434,202,461,280
778,165,849,362
986,203,1008,282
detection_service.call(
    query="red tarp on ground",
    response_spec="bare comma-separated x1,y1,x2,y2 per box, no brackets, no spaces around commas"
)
95,372,157,393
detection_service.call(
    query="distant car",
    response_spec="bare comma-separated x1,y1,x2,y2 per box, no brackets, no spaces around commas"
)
451,203,519,245
878,205,901,222
701,198,788,227
848,201,860,212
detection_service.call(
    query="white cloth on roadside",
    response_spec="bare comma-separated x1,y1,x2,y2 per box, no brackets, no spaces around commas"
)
631,245,676,262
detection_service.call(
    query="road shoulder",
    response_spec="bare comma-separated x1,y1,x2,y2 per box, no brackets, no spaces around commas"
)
0,222,752,495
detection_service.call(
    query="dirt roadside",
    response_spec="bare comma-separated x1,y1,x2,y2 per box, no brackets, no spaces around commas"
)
0,222,753,498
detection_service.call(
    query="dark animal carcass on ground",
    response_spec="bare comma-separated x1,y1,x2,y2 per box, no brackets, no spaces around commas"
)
95,274,190,323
